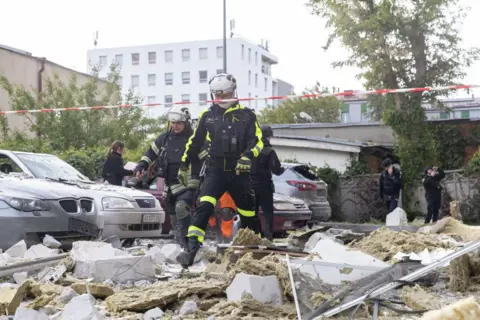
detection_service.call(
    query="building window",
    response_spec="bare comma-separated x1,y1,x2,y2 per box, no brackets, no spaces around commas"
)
99,56,107,68
165,95,173,107
181,94,190,102
131,53,139,65
216,69,223,75
241,45,244,59
165,50,173,63
165,73,173,85
148,74,156,87
147,96,156,104
255,52,258,65
216,46,223,59
248,71,251,86
199,48,208,60
114,54,123,67
264,78,268,91
148,52,156,64
131,75,139,88
461,110,470,119
361,103,368,114
255,74,258,88
199,70,208,83
439,111,449,119
182,49,190,61
341,103,350,123
199,93,208,105
248,48,251,63
182,72,190,84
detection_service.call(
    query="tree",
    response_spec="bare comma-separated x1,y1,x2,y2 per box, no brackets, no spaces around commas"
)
307,0,479,208
0,63,165,151
258,82,341,123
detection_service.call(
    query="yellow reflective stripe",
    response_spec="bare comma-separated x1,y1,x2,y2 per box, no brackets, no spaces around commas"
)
140,156,152,164
206,132,211,142
187,226,205,243
151,142,160,155
182,108,209,163
251,121,264,158
200,196,217,206
237,207,255,217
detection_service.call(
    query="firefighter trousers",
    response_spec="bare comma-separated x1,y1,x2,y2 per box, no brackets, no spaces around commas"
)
164,188,195,246
187,169,261,242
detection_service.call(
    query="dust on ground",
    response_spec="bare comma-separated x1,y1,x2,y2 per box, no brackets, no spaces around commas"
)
349,227,454,262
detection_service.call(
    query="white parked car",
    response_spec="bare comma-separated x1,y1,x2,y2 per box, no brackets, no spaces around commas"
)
0,150,165,240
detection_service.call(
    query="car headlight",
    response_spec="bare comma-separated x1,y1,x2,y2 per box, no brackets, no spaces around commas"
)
102,197,135,210
1,197,51,212
274,202,297,211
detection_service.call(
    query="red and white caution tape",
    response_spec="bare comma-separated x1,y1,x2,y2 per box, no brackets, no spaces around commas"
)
1,84,477,115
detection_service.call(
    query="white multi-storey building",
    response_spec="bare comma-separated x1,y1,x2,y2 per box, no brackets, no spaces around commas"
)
86,36,292,118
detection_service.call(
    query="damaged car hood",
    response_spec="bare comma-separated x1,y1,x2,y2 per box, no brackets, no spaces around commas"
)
76,182,154,199
0,176,94,200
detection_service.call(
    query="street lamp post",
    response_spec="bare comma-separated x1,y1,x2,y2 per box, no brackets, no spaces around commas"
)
223,0,227,73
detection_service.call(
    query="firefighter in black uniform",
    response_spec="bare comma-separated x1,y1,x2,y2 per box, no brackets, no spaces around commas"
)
176,73,264,268
134,106,201,247
251,125,284,240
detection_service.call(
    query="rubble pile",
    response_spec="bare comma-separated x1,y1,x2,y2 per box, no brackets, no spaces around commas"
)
349,226,454,261
422,217,480,242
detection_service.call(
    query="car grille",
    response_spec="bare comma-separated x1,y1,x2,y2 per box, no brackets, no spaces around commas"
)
294,203,308,210
80,200,94,213
60,200,77,213
135,198,156,209
128,223,160,231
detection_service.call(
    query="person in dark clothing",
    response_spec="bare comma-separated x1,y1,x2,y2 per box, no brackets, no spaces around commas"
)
251,125,284,240
423,166,445,224
379,158,402,213
102,141,133,186
134,106,202,247
176,73,264,268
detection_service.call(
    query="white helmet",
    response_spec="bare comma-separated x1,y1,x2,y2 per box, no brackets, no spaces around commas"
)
209,73,237,108
167,106,191,123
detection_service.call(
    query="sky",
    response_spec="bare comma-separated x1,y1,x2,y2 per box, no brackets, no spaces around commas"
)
1,0,480,97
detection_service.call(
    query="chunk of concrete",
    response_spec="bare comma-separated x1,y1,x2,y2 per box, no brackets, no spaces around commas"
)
13,272,27,285
143,307,164,319
300,236,390,285
0,253,11,267
226,273,283,306
73,256,156,282
23,244,58,260
71,282,114,298
179,300,198,315
71,241,116,261
386,207,408,226
42,235,61,249
61,294,103,320
161,244,182,263
5,241,26,258
146,246,166,264
13,307,49,320
57,287,78,304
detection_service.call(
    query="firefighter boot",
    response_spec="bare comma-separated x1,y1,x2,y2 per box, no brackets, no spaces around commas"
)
176,236,201,268
175,216,191,248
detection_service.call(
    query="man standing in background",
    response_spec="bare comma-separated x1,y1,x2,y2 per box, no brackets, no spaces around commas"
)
379,158,402,213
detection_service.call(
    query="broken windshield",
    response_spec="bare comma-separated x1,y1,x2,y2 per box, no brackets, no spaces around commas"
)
14,153,90,182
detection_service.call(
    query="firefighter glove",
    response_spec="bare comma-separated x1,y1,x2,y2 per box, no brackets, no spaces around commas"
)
177,166,189,186
235,156,251,175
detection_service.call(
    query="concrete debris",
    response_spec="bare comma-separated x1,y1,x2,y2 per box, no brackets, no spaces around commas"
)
226,273,283,306
350,226,455,261
419,217,480,242
61,293,104,319
386,207,408,226
160,243,182,264
13,306,49,320
179,300,198,315
0,253,11,267
0,279,31,315
13,272,27,285
5,241,27,258
42,235,61,249
24,244,58,260
420,296,480,319
143,307,164,319
401,284,442,310
57,286,78,304
70,282,115,298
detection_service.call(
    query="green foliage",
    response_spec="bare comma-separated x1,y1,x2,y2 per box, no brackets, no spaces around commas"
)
343,155,372,176
308,0,479,209
432,124,468,170
466,149,480,174
258,82,340,124
0,63,166,152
